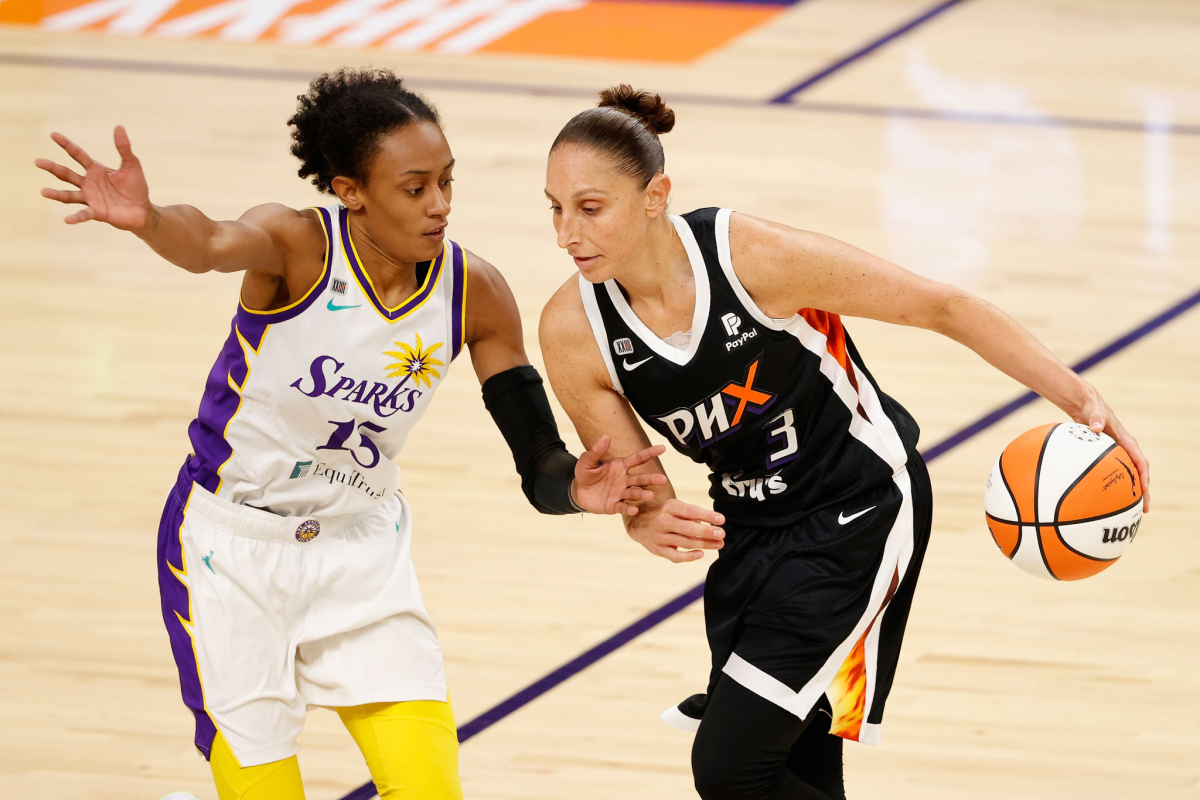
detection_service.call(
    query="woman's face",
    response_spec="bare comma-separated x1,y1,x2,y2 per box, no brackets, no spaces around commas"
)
545,143,661,284
336,121,455,263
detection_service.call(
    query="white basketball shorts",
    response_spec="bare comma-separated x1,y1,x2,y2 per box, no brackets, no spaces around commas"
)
157,461,446,767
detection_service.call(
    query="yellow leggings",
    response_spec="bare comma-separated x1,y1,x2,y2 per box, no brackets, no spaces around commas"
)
209,700,461,800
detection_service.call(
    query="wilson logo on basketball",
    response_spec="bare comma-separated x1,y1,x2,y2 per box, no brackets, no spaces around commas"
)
1101,520,1140,544
654,358,775,447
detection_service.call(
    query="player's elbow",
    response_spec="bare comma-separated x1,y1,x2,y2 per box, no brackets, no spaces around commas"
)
924,285,975,336
172,228,230,274
178,257,217,275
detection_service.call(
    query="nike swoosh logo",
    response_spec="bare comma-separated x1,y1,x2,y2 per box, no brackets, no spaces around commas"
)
327,299,361,311
838,506,876,525
622,356,653,371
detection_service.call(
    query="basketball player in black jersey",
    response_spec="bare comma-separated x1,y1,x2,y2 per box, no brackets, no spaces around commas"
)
539,86,1150,800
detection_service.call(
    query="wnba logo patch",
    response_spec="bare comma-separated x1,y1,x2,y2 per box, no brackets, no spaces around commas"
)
295,520,320,542
613,338,634,356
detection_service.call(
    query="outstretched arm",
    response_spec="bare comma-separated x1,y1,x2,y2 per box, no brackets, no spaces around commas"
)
539,278,726,562
464,252,666,516
728,212,1150,510
36,127,323,307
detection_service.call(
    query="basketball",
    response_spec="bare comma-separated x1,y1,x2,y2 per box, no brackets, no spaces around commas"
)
984,423,1143,580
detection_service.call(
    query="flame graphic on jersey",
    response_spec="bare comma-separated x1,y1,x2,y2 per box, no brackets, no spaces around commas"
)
384,333,445,389
826,567,901,742
827,629,870,740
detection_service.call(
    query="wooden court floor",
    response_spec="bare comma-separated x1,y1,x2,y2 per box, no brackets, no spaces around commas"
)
1,1,1198,797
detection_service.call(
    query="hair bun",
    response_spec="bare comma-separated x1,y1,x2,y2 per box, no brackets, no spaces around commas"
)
597,85,675,136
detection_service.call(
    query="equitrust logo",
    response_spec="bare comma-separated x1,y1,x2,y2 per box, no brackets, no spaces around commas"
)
288,459,385,499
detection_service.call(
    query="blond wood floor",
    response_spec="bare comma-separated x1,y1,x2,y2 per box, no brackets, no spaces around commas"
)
1,1,1198,797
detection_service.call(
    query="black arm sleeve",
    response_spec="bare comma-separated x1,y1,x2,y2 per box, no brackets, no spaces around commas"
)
481,365,582,515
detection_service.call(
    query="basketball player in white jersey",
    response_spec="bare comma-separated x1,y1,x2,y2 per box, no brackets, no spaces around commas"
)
35,69,667,800
539,87,1150,799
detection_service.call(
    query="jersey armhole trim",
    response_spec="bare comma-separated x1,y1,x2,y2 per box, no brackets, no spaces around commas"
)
715,208,801,332
236,205,333,324
578,274,625,396
451,243,467,361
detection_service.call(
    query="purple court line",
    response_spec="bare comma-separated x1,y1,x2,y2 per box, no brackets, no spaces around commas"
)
921,285,1200,461
769,0,975,104
339,287,1200,800
3,51,1200,138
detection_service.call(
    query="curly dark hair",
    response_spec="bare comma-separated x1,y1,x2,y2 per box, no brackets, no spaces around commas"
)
288,68,441,194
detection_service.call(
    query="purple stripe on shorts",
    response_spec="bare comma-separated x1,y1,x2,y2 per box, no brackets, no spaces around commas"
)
157,460,218,759
451,242,465,361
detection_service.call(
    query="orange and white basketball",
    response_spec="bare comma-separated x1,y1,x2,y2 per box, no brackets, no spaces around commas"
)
984,423,1143,580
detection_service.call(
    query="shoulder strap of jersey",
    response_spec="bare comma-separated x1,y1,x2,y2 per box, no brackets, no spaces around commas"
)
448,241,468,361
679,206,720,263
577,274,625,395
708,206,799,330
316,204,350,286
682,206,744,301
233,206,335,326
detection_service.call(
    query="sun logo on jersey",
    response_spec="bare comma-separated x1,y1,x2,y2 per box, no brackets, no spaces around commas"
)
384,333,445,389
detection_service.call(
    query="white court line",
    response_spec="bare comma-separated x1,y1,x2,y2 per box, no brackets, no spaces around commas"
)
384,0,509,51
436,0,585,54
332,0,453,48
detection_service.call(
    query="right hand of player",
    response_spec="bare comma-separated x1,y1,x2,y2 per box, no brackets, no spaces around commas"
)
625,498,725,563
1076,386,1151,512
36,126,153,232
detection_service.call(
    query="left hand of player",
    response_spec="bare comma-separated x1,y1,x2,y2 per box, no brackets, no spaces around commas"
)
571,436,668,515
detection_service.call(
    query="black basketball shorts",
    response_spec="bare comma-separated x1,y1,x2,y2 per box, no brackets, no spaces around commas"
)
664,453,934,745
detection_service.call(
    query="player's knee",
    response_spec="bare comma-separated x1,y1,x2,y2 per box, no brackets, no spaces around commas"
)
692,759,738,800
371,725,461,800
693,723,805,800
339,701,462,800
691,740,764,800
209,732,305,800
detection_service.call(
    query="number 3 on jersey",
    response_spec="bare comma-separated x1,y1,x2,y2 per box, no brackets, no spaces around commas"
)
766,408,798,466
318,418,387,469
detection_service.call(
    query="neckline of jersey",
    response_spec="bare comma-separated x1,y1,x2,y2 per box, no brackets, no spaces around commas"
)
603,214,711,367
339,205,446,322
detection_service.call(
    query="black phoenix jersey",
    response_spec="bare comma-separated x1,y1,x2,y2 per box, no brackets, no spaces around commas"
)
580,207,921,528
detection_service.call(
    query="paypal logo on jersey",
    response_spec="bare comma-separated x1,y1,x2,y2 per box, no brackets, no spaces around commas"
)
291,355,422,417
722,312,758,351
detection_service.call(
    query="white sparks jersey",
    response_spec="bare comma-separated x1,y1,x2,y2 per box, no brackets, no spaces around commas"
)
185,204,468,518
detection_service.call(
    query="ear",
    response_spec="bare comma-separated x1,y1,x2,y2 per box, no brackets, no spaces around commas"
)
331,175,364,211
644,172,671,218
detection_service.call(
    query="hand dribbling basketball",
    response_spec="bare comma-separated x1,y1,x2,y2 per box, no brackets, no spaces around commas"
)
986,422,1144,580
1074,385,1150,512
